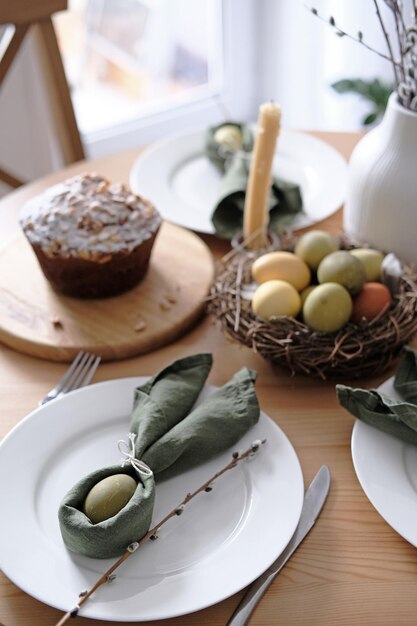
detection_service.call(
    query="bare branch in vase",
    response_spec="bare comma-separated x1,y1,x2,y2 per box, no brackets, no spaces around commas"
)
307,5,401,69
307,2,417,110
372,0,400,86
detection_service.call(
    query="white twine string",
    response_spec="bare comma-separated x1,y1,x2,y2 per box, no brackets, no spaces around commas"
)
117,433,153,479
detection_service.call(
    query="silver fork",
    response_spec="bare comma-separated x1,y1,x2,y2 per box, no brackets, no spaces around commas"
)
39,351,101,406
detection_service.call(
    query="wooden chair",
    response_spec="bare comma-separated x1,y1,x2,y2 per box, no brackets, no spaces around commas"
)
0,0,85,188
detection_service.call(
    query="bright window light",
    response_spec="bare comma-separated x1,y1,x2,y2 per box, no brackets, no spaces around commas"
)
55,0,223,135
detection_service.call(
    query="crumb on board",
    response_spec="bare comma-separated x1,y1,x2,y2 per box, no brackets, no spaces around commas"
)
134,320,147,332
165,292,177,304
50,316,63,329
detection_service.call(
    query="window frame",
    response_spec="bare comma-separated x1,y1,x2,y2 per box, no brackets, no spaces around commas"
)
76,0,260,157
0,0,260,179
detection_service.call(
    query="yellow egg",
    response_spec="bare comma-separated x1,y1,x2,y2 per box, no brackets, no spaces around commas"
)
251,251,311,291
300,284,317,305
350,248,384,282
252,280,301,320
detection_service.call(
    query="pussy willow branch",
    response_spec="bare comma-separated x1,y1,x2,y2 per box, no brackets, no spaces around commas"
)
372,0,400,85
307,4,403,71
392,0,407,54
54,440,266,626
393,8,406,81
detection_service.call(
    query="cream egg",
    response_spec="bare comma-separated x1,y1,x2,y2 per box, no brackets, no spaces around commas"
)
251,251,311,291
252,280,301,320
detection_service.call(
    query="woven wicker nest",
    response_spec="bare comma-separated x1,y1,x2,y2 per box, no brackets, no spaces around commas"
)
207,236,417,380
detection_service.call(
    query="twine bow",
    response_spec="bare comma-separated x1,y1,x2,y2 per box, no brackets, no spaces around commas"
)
117,433,153,479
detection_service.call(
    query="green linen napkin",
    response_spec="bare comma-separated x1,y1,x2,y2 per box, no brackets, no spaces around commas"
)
205,122,304,239
393,345,417,403
58,353,260,558
141,366,260,481
205,122,254,172
336,347,417,445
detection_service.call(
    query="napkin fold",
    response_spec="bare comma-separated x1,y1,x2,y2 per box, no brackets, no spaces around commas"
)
205,122,304,239
58,353,260,558
393,345,417,403
336,347,417,445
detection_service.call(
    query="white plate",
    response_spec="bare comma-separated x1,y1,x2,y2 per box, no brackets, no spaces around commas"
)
129,127,348,235
351,377,417,546
0,378,304,622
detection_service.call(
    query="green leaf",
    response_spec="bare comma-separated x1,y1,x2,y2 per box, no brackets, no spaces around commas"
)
332,78,393,105
367,79,392,106
331,77,394,127
331,79,375,97
331,79,357,93
362,112,378,125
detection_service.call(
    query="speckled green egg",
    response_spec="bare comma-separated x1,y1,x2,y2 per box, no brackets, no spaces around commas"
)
83,474,137,524
317,250,365,295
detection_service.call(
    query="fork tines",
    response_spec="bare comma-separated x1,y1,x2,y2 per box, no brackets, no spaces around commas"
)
63,351,101,393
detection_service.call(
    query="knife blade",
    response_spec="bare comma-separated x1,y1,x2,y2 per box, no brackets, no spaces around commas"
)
226,465,331,626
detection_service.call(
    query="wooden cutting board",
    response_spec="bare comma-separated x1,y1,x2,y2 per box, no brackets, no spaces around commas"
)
0,222,215,362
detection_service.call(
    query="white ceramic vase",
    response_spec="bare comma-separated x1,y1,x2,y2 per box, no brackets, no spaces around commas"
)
344,92,417,266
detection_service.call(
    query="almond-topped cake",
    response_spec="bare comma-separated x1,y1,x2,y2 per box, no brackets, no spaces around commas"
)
20,173,162,298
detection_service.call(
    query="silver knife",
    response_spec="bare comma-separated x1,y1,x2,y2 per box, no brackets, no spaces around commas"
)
226,465,331,626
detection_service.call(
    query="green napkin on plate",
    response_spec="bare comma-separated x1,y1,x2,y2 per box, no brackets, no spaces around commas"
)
58,353,260,558
336,347,417,445
205,122,304,239
393,345,417,403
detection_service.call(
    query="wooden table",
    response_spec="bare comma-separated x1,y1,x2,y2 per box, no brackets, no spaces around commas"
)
2,132,416,626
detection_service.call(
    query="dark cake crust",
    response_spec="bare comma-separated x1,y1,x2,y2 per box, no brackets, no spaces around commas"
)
30,228,159,298
20,173,162,298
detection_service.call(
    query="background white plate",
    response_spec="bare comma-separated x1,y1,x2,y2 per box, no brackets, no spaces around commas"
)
129,127,348,236
351,377,417,546
0,378,304,622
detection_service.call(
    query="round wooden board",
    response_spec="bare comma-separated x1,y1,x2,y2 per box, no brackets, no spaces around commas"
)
0,222,214,362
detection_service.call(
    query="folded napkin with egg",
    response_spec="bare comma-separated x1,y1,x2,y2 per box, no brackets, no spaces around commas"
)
58,353,260,558
205,122,303,239
336,346,417,444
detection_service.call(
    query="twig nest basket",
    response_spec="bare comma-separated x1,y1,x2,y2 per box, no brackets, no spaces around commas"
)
207,234,417,379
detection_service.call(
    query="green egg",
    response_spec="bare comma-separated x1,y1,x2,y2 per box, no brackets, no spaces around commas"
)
303,282,352,333
83,474,137,524
317,250,365,295
295,230,339,270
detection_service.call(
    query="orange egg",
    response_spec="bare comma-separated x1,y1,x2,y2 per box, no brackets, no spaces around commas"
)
351,282,392,323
